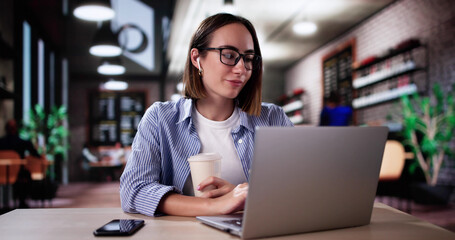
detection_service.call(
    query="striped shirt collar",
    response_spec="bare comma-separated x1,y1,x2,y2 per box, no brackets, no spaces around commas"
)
177,98,254,133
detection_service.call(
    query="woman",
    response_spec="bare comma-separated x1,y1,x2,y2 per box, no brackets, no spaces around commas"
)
120,13,293,217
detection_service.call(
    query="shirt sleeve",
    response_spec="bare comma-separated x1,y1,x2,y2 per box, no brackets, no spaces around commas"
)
267,104,294,127
119,105,181,217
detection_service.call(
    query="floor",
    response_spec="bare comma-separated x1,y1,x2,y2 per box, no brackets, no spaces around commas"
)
5,181,455,233
28,181,122,208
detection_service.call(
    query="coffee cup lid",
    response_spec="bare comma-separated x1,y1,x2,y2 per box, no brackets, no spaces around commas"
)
188,152,221,162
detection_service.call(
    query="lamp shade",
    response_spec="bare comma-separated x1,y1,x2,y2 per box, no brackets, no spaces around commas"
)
103,79,128,90
90,21,122,57
97,58,125,75
73,0,115,22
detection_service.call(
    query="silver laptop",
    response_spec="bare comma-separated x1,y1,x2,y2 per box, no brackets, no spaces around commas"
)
197,126,388,239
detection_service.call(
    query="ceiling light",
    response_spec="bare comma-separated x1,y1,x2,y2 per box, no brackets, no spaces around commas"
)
97,58,125,75
73,0,115,22
103,79,128,90
90,21,122,57
222,0,237,14
293,21,317,36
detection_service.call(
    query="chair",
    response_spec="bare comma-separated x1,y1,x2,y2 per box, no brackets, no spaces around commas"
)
379,140,406,181
25,155,50,181
0,150,22,185
377,140,415,212
0,150,23,209
25,156,57,207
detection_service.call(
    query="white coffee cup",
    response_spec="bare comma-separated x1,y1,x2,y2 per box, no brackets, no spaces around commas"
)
187,152,221,197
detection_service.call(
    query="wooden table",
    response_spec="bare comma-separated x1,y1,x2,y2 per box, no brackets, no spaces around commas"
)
0,203,454,239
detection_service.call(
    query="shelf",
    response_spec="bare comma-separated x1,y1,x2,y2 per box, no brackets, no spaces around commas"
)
282,100,303,114
289,115,305,125
352,84,417,109
353,62,424,89
90,91,146,146
353,43,424,72
277,88,304,105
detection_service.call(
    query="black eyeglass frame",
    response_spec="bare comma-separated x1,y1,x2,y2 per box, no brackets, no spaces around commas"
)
199,47,262,70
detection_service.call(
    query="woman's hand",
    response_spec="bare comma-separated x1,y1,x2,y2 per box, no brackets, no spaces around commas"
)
198,176,236,198
209,183,249,215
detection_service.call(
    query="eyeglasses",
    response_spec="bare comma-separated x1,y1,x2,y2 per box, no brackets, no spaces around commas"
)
200,47,261,70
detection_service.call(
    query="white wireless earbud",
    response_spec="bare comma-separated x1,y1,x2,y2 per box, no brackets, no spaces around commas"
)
196,57,203,77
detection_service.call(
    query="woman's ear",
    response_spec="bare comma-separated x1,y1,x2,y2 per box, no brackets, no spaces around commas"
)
190,48,200,70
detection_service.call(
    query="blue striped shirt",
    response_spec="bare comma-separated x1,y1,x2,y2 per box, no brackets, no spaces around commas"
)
120,97,293,216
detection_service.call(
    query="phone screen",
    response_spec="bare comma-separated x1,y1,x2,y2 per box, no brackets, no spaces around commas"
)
93,219,145,236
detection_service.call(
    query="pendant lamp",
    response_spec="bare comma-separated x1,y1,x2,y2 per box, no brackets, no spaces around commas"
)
103,79,128,90
73,0,115,22
97,58,125,75
90,21,122,57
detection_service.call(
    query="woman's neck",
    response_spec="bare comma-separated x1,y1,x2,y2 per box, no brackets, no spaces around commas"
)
196,97,235,121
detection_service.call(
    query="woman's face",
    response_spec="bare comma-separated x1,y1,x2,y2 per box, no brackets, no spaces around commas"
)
197,23,254,101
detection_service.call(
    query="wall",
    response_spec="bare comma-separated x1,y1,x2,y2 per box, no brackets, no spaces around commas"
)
0,0,14,136
286,0,455,125
262,67,286,104
68,79,160,182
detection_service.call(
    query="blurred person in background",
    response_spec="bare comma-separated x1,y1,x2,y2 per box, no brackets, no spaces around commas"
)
319,91,353,126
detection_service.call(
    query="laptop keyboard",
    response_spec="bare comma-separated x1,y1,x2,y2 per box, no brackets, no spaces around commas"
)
223,219,243,227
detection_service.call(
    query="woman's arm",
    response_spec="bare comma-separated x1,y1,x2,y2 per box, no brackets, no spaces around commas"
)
120,105,180,216
157,183,248,216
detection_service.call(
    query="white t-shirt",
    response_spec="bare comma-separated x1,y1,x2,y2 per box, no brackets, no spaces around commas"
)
192,106,247,186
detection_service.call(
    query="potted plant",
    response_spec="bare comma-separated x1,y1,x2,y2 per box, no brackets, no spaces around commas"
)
400,83,455,204
20,104,69,181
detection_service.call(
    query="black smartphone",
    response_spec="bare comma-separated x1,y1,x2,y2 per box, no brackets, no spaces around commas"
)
93,219,145,236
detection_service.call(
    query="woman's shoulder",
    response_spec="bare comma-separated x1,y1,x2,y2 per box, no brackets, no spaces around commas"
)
147,98,188,111
245,102,287,122
143,98,191,120
259,102,284,114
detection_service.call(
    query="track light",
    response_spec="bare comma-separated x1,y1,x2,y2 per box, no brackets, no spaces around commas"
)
97,58,125,75
89,21,122,57
73,0,115,22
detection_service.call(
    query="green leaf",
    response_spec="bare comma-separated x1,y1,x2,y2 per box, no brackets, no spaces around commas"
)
448,94,454,111
408,161,420,175
403,116,418,130
448,115,455,126
402,128,413,139
421,137,438,157
443,145,454,157
34,104,46,120
55,146,66,155
420,97,430,114
433,83,444,115
58,106,67,118
429,106,435,118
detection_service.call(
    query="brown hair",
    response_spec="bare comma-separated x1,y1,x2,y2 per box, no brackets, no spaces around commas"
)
182,13,263,116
